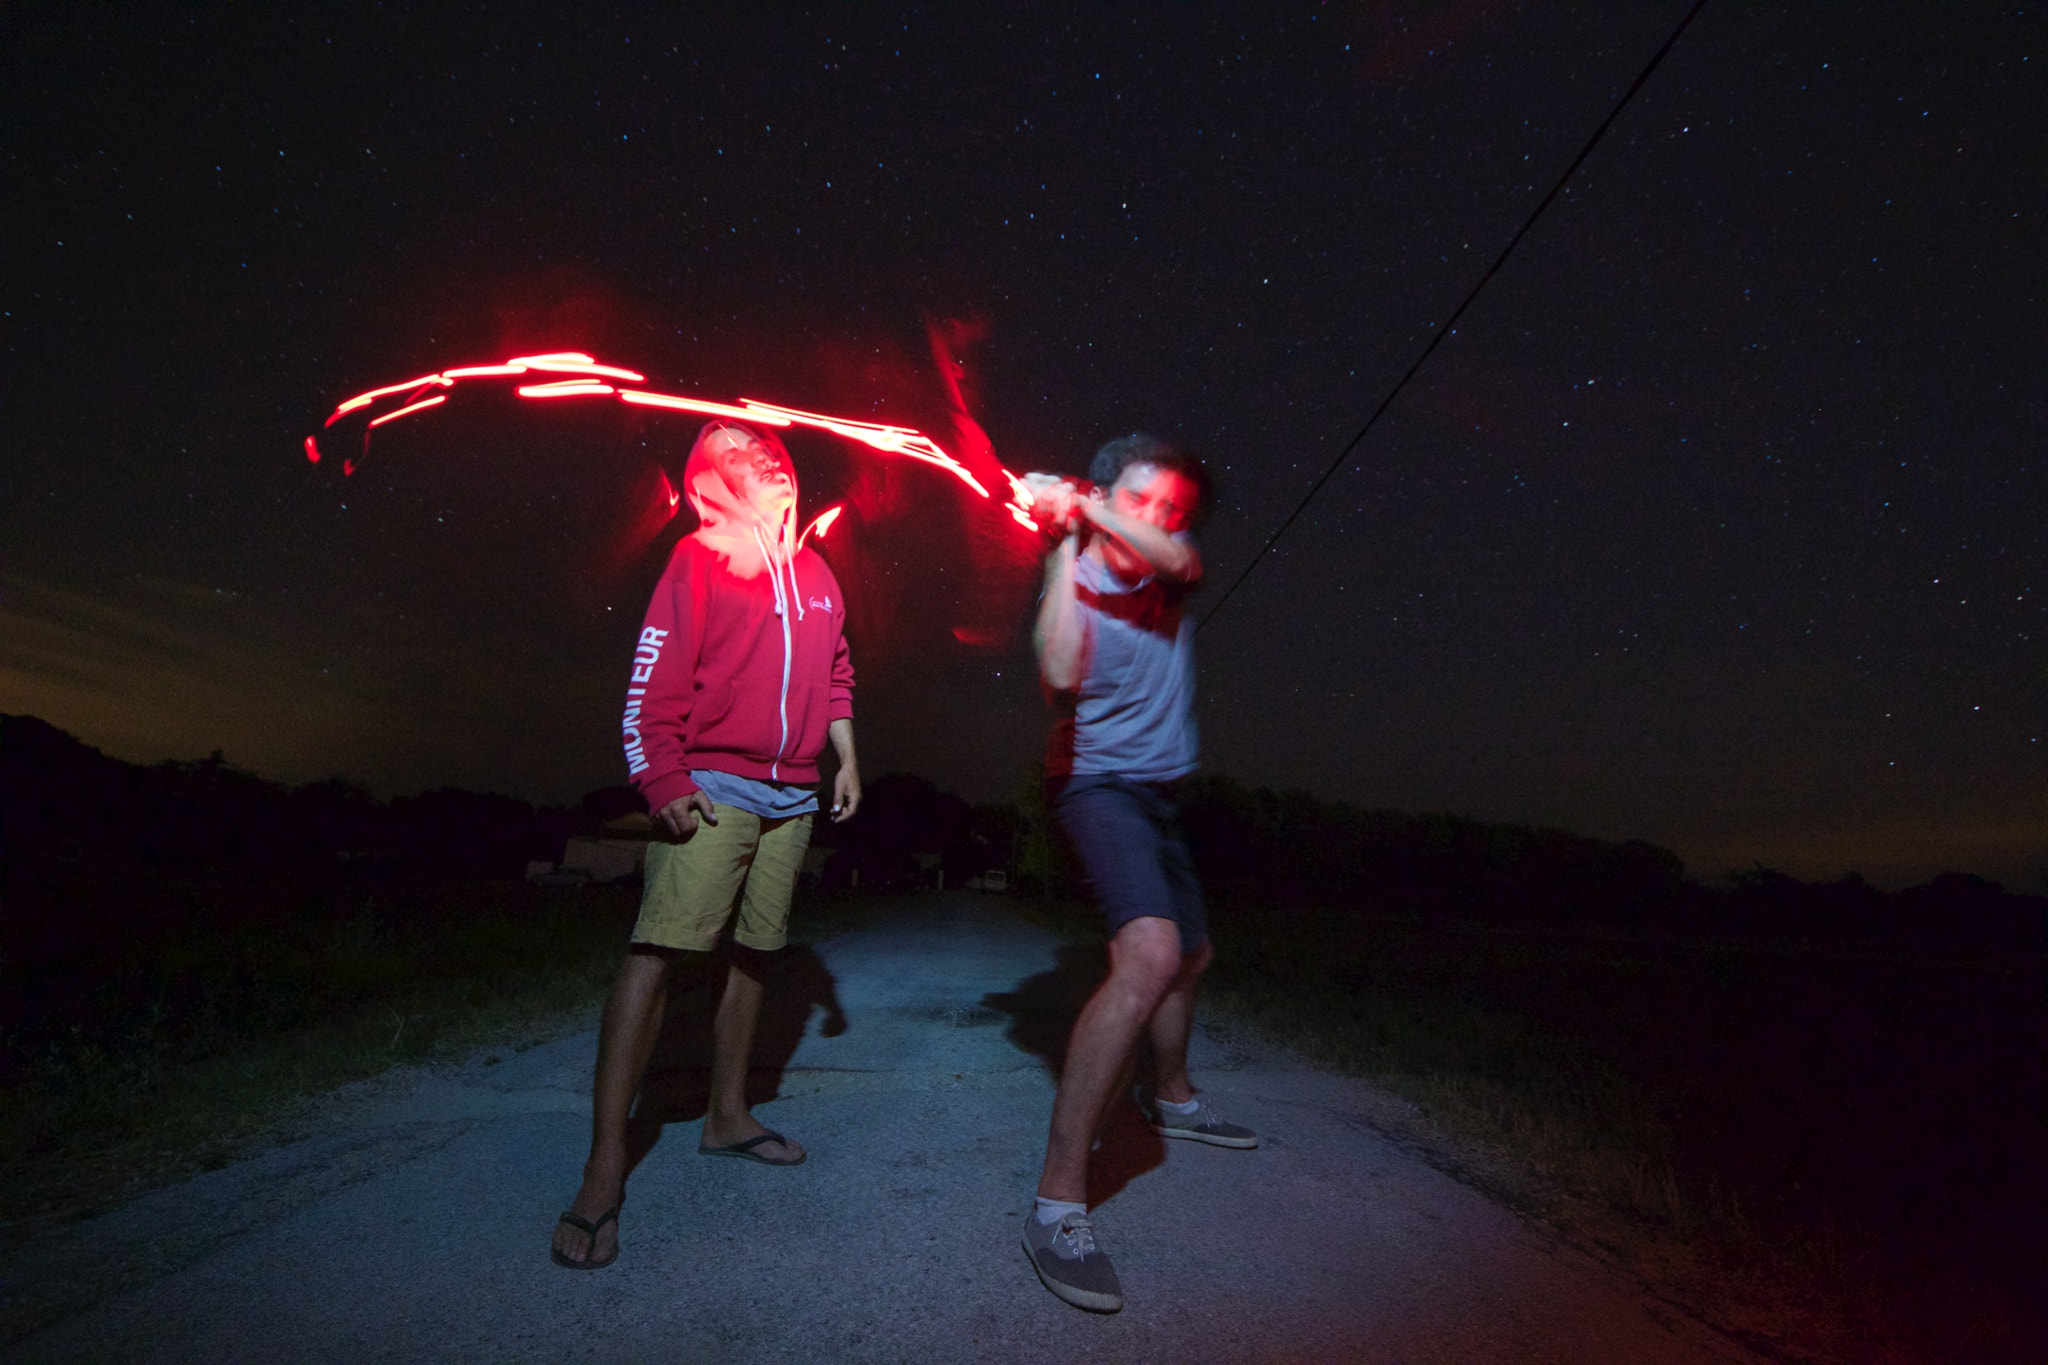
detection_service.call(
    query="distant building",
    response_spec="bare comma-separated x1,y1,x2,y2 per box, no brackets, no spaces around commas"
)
526,812,654,885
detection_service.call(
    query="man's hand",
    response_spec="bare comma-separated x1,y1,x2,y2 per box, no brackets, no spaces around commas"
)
827,716,861,822
1070,483,1199,584
831,764,862,822
655,789,718,839
1023,472,1086,536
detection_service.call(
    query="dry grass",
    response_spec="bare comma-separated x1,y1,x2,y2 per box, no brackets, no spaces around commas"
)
0,885,636,1225
1011,889,1992,1361
0,880,889,1229
1194,914,1996,1365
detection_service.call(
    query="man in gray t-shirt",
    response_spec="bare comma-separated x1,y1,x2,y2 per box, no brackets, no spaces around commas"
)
1043,530,1199,784
1018,435,1258,1315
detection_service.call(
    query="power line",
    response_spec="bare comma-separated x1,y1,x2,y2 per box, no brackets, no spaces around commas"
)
1199,0,1712,631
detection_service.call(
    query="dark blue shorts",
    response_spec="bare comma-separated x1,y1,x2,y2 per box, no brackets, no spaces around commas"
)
1051,773,1207,953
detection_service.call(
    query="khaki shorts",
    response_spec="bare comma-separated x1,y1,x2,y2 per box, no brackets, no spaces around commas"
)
630,805,814,952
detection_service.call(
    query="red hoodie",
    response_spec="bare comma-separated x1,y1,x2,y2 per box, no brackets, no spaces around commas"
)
622,425,854,814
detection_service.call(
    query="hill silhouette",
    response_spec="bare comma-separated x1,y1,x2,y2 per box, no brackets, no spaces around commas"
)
6,713,2037,1065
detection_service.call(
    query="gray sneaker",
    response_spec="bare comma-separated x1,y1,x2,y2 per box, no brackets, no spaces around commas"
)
1021,1209,1124,1312
1139,1091,1259,1149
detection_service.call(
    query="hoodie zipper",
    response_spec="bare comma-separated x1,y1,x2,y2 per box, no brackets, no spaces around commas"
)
753,525,794,779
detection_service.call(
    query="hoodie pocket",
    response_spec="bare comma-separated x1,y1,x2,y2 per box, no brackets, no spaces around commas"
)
694,680,734,732
781,676,828,759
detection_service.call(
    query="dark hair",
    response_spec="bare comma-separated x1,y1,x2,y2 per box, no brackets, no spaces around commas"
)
1088,433,1211,517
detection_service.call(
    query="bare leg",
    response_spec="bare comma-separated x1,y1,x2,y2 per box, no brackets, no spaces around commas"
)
1037,917,1184,1203
700,952,805,1162
552,947,673,1265
1145,938,1213,1105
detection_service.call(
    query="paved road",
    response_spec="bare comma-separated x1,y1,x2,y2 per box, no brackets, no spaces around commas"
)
7,895,1763,1363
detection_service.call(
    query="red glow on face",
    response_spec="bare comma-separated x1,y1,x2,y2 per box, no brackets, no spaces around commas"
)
368,393,448,427
304,436,321,464
1110,466,1199,536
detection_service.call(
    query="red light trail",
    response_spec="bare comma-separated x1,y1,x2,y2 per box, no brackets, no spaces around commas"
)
312,351,1045,535
516,381,617,399
616,390,789,422
804,505,843,541
366,393,448,427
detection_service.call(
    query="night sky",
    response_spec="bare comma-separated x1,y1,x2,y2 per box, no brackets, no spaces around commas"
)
2,4,2039,890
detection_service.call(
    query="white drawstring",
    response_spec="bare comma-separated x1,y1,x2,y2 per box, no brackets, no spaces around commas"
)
751,521,796,776
782,508,805,621
750,525,788,618
749,519,806,622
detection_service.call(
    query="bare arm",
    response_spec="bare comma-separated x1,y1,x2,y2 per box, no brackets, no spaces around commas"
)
827,717,861,822
1033,532,1089,694
1078,496,1202,584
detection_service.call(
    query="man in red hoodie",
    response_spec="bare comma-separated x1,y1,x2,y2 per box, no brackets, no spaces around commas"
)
551,420,859,1271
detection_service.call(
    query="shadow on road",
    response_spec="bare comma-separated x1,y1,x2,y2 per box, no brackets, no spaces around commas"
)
621,945,845,1174
983,941,1167,1207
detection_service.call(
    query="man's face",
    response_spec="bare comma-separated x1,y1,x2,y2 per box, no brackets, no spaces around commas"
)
1108,463,1198,533
708,426,796,517
1101,462,1199,574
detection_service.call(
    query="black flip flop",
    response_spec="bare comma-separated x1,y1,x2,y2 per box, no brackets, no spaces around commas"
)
551,1204,620,1270
698,1130,806,1166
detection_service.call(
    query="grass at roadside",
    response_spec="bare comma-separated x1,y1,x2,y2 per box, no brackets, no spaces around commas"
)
1021,893,1690,1225
0,880,879,1228
1192,898,2037,1364
1204,912,1689,1225
0,883,635,1225
1016,890,2022,1363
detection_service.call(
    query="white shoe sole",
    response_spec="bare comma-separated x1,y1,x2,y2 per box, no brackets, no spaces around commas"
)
1150,1122,1259,1149
1021,1234,1124,1312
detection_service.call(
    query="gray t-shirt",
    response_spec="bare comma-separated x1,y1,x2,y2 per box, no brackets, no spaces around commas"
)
1046,543,1199,783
